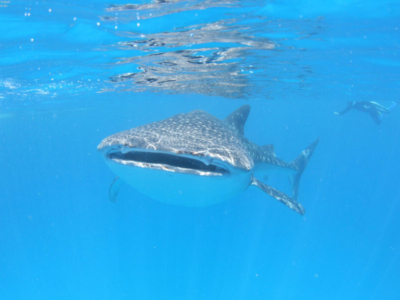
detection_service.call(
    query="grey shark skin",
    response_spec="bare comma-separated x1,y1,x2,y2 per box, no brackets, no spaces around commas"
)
98,105,319,215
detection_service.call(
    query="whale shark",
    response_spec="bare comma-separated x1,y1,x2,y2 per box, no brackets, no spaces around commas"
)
97,105,319,215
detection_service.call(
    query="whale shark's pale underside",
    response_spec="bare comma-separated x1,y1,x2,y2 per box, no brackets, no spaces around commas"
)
98,105,319,215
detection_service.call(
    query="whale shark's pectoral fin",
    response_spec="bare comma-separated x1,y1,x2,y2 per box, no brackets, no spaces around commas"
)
251,177,305,215
109,176,123,203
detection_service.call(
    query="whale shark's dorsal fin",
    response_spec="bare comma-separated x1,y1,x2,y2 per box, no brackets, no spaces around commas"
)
262,144,275,156
224,105,250,135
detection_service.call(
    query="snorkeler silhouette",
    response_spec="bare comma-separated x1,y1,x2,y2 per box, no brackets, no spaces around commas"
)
334,101,397,125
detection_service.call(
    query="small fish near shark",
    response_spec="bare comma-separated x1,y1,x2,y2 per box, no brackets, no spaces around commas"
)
98,105,319,215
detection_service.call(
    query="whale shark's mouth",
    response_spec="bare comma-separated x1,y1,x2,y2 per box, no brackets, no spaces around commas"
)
107,149,230,176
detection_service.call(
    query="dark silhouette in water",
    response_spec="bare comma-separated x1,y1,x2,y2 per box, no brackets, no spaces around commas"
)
334,101,397,125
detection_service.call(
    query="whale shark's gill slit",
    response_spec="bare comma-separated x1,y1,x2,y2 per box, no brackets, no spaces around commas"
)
108,151,230,175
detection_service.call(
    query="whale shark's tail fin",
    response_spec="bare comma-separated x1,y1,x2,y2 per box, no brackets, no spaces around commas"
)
289,137,320,201
251,138,319,215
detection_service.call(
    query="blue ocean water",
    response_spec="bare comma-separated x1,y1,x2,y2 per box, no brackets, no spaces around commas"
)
1,0,400,299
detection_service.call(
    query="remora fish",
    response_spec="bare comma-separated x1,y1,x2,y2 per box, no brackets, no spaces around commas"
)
97,105,319,215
